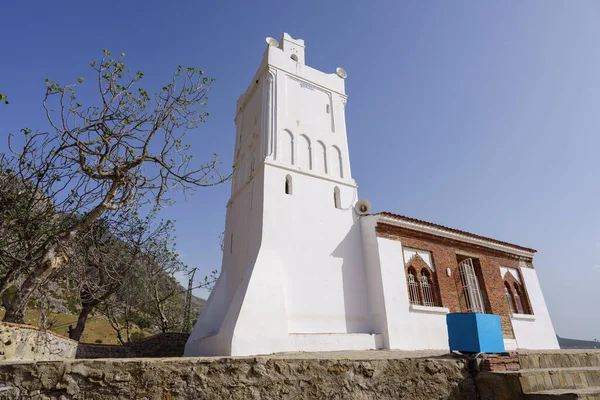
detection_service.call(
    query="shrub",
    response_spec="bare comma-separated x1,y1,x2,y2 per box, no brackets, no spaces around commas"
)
130,331,146,342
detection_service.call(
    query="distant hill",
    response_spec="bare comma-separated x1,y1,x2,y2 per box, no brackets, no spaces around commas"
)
558,335,600,349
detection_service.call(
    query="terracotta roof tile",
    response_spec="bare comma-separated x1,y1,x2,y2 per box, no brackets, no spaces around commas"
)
376,211,537,254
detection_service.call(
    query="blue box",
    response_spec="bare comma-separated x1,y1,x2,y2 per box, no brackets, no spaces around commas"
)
446,313,505,353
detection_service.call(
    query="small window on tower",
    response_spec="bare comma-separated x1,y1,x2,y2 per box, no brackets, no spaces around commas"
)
285,175,293,195
334,186,341,209
291,54,298,62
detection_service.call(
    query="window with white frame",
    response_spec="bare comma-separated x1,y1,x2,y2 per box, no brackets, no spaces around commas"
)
405,250,439,308
502,269,532,315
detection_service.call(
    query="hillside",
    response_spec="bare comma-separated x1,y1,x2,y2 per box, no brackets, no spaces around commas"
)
1,283,206,344
558,335,600,350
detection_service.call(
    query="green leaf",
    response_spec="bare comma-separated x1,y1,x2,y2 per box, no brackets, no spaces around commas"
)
77,77,84,84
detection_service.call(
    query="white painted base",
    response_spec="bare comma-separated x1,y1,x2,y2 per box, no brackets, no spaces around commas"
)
288,333,383,352
187,333,383,356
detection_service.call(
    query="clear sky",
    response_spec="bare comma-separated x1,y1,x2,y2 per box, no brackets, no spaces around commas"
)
1,1,599,340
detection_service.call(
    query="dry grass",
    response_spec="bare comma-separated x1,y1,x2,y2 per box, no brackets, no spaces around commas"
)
0,308,146,345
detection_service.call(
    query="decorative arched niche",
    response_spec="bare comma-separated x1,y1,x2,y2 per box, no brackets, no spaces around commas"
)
298,134,312,170
331,145,343,178
278,130,294,165
314,140,327,174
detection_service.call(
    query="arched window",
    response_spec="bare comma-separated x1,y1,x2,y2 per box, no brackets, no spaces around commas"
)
407,268,421,305
504,282,516,314
333,186,341,209
513,283,525,314
285,175,292,195
421,270,435,307
458,258,486,313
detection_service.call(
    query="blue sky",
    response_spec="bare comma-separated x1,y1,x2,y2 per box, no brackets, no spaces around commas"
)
1,1,599,340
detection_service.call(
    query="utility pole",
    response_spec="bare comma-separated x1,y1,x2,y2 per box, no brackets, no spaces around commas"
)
183,268,197,334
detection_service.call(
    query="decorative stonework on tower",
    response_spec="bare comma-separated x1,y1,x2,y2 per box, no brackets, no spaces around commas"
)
185,33,559,357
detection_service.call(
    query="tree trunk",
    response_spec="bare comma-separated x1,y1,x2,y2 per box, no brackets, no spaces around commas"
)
154,286,169,333
68,303,95,341
2,249,68,323
3,189,114,323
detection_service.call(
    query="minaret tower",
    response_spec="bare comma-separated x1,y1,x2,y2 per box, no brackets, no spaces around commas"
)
186,33,378,356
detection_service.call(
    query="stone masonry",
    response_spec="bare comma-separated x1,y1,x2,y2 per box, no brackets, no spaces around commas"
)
0,322,77,361
0,351,477,400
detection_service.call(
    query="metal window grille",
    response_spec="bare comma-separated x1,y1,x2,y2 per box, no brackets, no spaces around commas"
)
458,258,486,313
513,285,525,314
505,285,516,314
408,271,421,305
421,273,435,307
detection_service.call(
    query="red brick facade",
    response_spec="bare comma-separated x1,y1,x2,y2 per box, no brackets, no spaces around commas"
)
376,223,535,340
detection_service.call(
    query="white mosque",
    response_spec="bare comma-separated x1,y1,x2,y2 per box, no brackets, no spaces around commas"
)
185,33,559,357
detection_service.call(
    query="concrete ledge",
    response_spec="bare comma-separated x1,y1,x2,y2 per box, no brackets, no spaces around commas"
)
409,304,450,314
511,313,536,321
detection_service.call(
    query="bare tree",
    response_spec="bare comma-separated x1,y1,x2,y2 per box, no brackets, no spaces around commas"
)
99,227,218,339
0,50,230,322
66,209,170,341
136,228,186,333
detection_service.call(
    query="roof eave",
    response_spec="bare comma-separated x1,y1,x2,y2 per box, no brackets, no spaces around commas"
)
376,214,537,259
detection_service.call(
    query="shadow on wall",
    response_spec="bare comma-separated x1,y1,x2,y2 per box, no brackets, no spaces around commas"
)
331,222,372,334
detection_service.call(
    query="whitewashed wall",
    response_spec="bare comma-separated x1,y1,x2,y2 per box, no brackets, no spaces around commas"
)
186,33,377,357
375,233,449,350
512,268,560,350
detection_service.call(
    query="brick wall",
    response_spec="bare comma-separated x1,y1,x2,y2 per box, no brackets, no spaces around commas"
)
376,223,535,340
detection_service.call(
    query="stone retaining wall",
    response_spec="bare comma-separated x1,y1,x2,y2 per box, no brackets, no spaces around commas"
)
76,332,188,359
0,353,477,399
75,343,136,359
0,322,77,361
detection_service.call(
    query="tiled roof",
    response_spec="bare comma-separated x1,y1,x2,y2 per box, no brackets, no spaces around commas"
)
376,212,537,254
